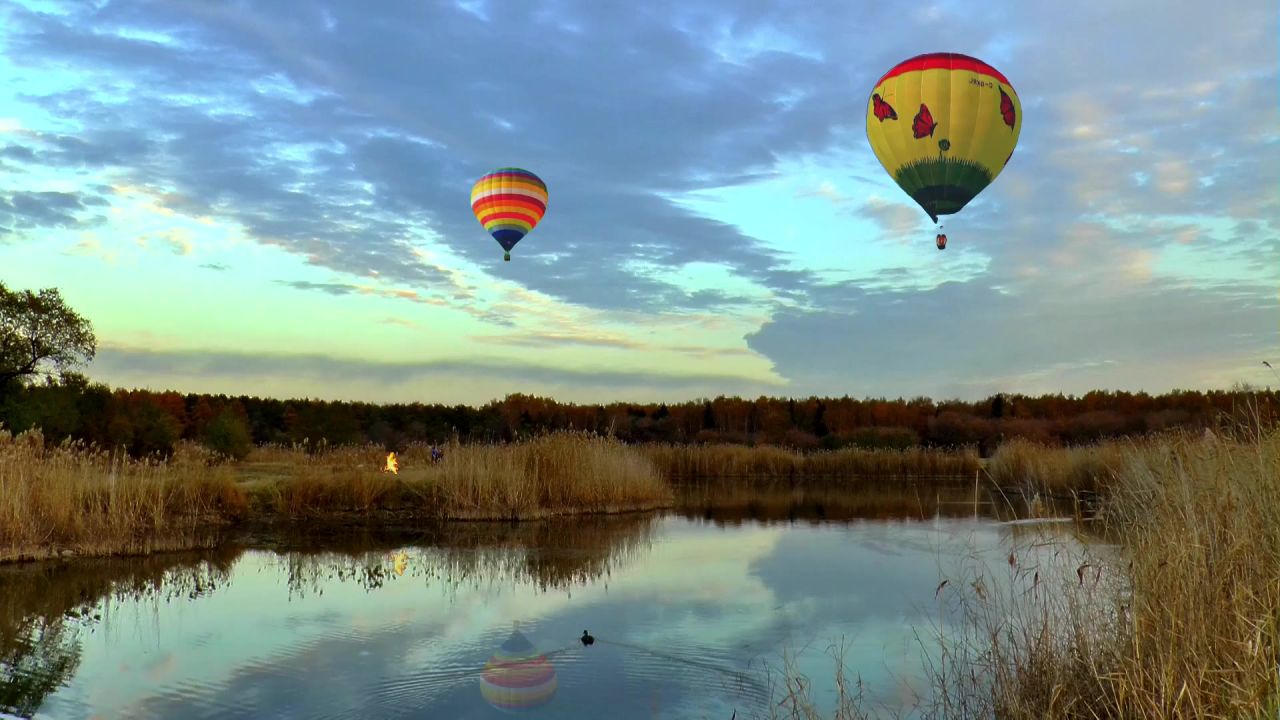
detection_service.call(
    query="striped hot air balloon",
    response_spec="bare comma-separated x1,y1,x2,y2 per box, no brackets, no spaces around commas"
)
470,168,548,262
866,52,1021,247
478,627,557,712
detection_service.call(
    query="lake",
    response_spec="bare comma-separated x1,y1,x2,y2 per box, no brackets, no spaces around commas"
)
0,485,1096,719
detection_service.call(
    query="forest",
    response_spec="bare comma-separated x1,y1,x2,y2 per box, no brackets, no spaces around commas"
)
1,373,1274,460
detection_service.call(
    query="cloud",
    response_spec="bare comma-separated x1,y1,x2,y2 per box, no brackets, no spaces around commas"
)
471,332,647,351
747,279,1279,399
378,316,420,329
0,0,887,312
90,345,784,402
855,196,926,239
65,235,118,264
1,0,1276,400
799,180,850,206
0,190,108,232
138,228,194,255
275,278,459,306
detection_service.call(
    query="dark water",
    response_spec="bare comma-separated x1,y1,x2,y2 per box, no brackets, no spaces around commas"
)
0,486,1095,719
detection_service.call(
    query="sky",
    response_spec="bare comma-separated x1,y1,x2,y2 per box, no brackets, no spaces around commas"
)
0,0,1276,405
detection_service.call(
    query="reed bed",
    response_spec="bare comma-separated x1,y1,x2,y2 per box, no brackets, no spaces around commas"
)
642,443,980,481
0,428,247,563
0,430,669,563
261,430,672,520
927,423,1280,719
984,437,1135,495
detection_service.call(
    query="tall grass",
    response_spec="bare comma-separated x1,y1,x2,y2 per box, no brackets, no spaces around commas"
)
985,437,1135,495
260,430,672,520
929,423,1280,718
0,428,247,563
643,443,979,481
0,429,669,562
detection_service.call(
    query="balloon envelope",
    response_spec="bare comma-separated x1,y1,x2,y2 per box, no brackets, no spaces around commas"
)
866,53,1021,223
478,628,557,712
471,168,548,260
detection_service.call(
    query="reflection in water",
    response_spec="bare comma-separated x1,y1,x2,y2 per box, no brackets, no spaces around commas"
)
673,479,1078,526
0,615,81,719
0,549,238,719
479,625,558,711
0,490,1098,719
273,514,659,601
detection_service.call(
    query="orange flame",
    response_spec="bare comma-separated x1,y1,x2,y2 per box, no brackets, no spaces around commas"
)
383,451,399,474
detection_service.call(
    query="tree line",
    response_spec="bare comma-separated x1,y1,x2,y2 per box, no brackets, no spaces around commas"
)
3,375,1275,460
2,281,1275,459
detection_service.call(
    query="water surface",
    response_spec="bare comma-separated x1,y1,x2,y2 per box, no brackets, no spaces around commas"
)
0,487,1094,719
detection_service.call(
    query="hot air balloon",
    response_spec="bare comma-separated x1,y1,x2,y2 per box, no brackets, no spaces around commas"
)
936,233,947,250
471,168,548,262
866,53,1021,247
478,626,558,712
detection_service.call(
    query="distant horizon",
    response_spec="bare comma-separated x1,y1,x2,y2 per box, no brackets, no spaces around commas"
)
35,361,1279,408
1,1,1276,405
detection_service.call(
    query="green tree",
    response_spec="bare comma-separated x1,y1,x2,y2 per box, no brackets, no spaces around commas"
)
202,409,253,460
0,283,96,394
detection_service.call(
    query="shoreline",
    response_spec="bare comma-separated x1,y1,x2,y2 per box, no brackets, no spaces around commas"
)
0,428,1132,567
0,476,1075,567
0,502,678,566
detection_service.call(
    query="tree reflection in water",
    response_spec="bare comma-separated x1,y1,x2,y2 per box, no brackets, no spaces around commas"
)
0,514,657,717
0,549,237,718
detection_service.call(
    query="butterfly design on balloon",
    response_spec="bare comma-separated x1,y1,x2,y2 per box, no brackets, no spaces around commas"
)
911,104,938,139
871,93,898,122
999,87,1016,129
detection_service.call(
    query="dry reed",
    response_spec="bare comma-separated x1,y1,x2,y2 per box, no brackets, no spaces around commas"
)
927,423,1280,719
261,430,672,520
984,438,1135,495
0,428,246,563
0,429,669,562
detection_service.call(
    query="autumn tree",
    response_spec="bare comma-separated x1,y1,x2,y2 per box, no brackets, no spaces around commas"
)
0,283,96,394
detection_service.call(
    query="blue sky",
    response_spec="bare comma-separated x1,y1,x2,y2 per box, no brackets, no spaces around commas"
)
0,0,1276,404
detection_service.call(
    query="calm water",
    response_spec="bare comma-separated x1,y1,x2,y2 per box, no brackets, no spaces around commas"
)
0,490,1095,720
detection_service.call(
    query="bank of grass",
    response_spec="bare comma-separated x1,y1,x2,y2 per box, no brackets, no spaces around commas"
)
926,422,1280,719
259,431,671,519
0,428,247,563
0,429,672,562
984,437,1137,495
642,442,980,480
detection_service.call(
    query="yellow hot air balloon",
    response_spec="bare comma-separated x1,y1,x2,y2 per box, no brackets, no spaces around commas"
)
866,52,1021,243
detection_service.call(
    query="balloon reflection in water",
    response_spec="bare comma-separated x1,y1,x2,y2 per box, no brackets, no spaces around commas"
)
479,625,558,712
